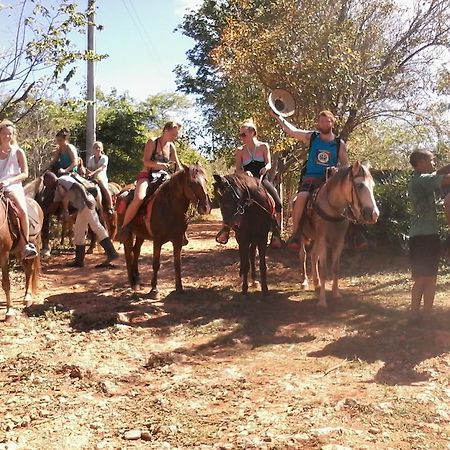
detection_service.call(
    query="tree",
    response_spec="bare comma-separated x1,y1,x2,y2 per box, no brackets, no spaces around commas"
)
0,0,105,120
176,0,450,162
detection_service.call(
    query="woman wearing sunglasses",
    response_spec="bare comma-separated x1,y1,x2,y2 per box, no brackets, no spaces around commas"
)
216,119,283,248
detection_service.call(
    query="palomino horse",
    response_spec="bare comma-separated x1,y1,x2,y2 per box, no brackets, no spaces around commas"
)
119,164,210,297
0,192,43,319
299,161,379,308
213,173,274,295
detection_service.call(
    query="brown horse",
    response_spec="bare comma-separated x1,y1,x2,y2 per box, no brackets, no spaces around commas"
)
213,173,274,295
0,192,43,320
120,164,210,297
299,161,379,308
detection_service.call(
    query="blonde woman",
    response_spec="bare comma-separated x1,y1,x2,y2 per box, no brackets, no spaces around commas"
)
120,121,183,239
216,119,283,248
0,119,38,259
86,141,113,213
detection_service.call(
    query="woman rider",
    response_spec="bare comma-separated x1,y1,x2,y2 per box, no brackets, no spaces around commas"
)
0,119,38,259
86,141,114,213
49,128,78,175
120,121,183,239
216,119,283,248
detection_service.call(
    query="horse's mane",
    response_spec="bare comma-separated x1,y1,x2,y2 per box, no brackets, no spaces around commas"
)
24,176,43,197
326,164,372,191
225,173,270,205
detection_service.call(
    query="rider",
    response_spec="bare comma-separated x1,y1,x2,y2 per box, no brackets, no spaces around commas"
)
271,110,349,250
0,119,38,259
49,128,78,175
216,119,283,248
86,141,114,214
119,121,183,240
43,171,118,268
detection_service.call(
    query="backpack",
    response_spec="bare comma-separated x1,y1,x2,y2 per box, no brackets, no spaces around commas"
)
299,131,341,181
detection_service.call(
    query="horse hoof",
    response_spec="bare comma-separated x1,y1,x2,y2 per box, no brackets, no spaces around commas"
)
5,309,17,323
251,281,261,289
149,289,160,300
23,295,33,308
300,281,309,290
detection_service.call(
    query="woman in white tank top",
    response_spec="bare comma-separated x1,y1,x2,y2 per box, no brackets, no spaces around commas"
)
0,120,38,259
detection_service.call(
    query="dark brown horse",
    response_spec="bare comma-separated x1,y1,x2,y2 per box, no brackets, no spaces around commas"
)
298,161,379,308
120,164,210,297
213,173,274,295
0,192,43,320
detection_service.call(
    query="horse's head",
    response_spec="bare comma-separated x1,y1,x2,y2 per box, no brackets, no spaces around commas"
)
346,161,379,224
181,163,211,215
213,174,251,227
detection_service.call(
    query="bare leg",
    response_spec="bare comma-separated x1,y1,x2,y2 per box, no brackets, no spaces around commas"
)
422,276,437,320
121,179,148,229
291,192,309,237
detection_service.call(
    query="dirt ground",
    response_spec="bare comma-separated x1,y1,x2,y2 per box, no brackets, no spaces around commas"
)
1,209,450,450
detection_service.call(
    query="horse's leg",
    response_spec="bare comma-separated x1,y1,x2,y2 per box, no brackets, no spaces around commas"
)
299,241,309,290
311,242,320,292
22,259,34,307
239,240,250,295
331,239,345,299
149,240,162,299
123,236,136,289
41,214,51,256
131,235,144,291
2,256,11,314
173,240,183,294
316,242,328,309
249,243,260,289
258,240,269,295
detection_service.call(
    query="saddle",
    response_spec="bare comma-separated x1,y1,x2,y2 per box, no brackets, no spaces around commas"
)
71,174,99,198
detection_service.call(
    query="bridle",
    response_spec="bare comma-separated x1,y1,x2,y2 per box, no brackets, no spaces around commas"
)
220,177,273,219
313,168,369,224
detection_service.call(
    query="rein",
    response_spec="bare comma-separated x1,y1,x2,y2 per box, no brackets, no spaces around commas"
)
313,168,365,224
223,178,273,218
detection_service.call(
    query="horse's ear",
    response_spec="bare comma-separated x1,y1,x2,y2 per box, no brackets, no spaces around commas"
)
351,161,361,177
361,160,371,170
182,163,190,172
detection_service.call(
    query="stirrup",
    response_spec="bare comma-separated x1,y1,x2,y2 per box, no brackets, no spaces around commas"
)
215,226,230,245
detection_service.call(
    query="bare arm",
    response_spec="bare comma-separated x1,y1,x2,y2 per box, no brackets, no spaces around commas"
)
169,144,182,172
260,143,271,176
337,140,349,167
437,164,450,175
270,111,312,143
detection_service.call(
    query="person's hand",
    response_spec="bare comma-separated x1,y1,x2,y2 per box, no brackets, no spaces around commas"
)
245,171,253,177
58,168,66,175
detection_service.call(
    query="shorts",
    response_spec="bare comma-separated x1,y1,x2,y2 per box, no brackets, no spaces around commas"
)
297,177,324,194
136,170,149,182
409,234,441,277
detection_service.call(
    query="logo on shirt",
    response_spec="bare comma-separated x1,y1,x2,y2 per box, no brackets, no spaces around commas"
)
316,150,331,166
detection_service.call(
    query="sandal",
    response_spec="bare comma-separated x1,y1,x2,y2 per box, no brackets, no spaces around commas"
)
215,226,230,245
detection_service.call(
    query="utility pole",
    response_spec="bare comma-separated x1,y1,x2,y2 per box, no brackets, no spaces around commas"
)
86,0,96,161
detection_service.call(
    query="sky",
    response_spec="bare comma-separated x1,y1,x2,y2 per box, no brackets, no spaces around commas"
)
0,0,202,101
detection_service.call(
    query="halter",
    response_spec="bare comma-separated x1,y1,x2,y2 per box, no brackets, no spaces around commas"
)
221,177,273,219
313,167,367,224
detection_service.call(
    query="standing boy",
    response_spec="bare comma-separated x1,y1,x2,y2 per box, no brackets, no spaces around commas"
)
408,150,450,323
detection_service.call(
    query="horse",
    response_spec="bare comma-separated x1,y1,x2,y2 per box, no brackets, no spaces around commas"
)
298,161,379,309
213,173,274,295
120,164,210,297
0,192,43,320
25,176,118,254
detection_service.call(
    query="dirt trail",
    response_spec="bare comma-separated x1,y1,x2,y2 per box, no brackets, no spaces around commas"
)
1,209,450,450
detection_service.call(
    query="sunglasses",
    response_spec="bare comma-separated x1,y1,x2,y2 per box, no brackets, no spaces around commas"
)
239,132,247,138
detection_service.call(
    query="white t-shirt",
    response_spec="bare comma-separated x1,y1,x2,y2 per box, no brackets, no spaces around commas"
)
87,154,108,184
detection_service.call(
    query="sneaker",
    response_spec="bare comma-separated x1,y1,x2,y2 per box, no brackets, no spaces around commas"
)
22,243,38,260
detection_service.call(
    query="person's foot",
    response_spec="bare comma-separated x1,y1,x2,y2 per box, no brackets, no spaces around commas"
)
269,234,283,249
287,235,301,251
216,226,230,245
22,243,38,260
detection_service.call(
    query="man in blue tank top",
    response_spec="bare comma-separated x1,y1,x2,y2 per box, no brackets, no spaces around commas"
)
272,110,349,249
